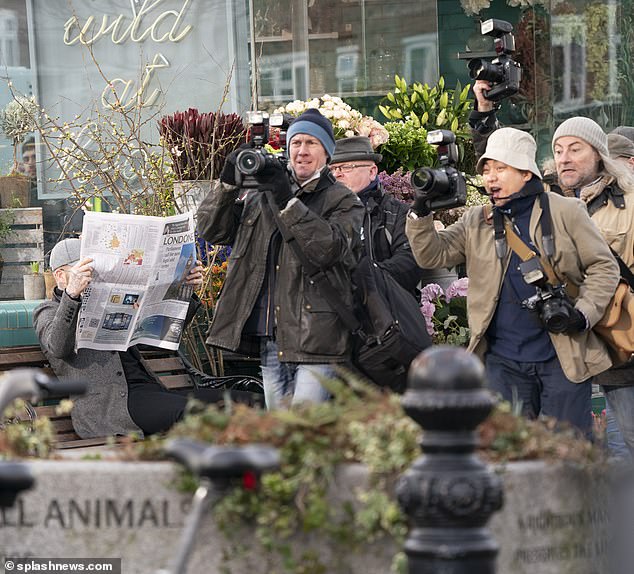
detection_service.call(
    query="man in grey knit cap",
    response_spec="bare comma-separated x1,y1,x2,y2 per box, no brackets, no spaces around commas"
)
553,116,634,458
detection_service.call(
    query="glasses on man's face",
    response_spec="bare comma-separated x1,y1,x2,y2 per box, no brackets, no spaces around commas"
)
329,163,374,174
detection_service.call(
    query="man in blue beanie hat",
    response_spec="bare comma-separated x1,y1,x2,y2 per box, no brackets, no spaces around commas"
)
197,109,363,409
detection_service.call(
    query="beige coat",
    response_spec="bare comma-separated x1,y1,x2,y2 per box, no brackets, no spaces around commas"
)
406,193,620,382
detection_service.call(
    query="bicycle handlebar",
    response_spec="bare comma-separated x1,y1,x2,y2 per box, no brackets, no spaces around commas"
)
0,368,87,417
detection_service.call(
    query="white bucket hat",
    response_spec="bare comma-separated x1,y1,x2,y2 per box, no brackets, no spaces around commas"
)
476,127,542,179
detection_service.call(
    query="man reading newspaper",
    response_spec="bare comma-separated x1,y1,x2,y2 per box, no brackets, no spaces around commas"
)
34,237,261,439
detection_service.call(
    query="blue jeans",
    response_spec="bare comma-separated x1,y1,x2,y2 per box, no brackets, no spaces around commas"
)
260,338,333,409
485,353,592,436
602,385,634,459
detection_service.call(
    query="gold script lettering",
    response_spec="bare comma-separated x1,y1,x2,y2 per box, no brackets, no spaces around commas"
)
63,0,192,46
101,53,170,110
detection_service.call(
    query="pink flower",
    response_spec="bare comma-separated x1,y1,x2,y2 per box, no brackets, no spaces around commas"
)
420,301,436,336
445,277,469,301
420,283,444,304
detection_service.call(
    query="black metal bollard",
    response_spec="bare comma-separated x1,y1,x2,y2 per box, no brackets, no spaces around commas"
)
396,346,504,574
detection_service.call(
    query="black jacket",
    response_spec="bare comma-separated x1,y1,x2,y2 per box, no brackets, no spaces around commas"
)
196,167,364,362
360,183,424,295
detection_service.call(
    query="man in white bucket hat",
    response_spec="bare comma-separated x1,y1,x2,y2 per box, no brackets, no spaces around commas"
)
406,127,619,436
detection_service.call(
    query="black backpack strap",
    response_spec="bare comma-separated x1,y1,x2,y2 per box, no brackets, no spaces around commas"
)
263,188,364,337
382,206,398,247
610,247,634,289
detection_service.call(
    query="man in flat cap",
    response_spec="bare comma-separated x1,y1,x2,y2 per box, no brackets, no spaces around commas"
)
608,133,634,172
329,136,424,296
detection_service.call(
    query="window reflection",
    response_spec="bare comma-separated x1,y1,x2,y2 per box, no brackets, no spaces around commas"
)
252,0,439,108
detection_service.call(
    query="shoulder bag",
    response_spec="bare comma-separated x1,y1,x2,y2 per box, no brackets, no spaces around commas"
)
264,189,431,392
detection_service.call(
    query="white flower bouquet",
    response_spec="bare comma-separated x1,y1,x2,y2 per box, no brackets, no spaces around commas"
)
274,94,389,149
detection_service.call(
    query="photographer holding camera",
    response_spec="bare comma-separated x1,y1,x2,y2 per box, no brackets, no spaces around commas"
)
472,67,634,453
406,127,619,435
196,109,363,409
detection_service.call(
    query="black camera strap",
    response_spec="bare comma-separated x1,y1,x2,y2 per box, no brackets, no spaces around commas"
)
262,188,365,339
610,247,634,290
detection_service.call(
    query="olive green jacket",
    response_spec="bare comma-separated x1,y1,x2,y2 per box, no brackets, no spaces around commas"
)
406,192,620,382
196,168,364,362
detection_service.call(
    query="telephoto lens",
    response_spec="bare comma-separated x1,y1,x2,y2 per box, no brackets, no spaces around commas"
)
468,58,505,83
411,167,450,194
236,149,267,176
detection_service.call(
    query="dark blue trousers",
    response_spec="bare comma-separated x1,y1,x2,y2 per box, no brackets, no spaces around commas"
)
485,353,592,436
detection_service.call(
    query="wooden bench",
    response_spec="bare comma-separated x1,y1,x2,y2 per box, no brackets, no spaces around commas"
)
0,345,263,449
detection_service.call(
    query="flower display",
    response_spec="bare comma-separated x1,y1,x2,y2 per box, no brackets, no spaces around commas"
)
420,278,470,346
274,94,389,149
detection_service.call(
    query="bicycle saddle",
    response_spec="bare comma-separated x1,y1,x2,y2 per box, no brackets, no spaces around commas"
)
164,438,280,480
0,462,35,508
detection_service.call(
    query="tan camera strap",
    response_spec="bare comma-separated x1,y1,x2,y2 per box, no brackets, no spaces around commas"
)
503,217,579,299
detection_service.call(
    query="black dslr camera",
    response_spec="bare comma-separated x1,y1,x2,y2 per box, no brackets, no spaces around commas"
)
410,130,467,212
235,111,289,188
468,19,522,102
519,258,574,334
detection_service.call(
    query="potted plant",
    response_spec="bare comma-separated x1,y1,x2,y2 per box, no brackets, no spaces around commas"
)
23,260,46,300
158,109,246,213
43,266,55,299
0,95,39,208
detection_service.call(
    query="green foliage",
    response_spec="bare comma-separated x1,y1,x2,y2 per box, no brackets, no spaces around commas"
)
165,379,415,573
0,400,56,459
585,4,610,101
0,208,14,242
615,0,634,126
379,76,476,174
378,120,436,174
0,95,39,174
433,296,470,346
29,261,40,274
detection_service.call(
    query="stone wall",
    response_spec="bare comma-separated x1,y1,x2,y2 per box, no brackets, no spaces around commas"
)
0,460,612,574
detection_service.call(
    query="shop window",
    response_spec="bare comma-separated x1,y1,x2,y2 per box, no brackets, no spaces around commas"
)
251,0,438,109
0,9,19,67
551,15,586,112
402,34,438,88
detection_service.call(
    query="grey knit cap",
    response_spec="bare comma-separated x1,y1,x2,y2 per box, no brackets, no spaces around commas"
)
49,238,81,270
552,117,608,157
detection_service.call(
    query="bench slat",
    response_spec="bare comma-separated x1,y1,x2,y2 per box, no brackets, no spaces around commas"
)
159,374,193,390
145,356,187,373
1,344,229,449
0,349,47,367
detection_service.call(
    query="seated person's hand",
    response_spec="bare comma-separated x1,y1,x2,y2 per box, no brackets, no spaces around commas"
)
254,161,294,208
66,257,93,298
185,260,204,287
473,80,495,113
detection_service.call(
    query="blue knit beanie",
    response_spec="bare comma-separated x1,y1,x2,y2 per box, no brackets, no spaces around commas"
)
286,109,336,160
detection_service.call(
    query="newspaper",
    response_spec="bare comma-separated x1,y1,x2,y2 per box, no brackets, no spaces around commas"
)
76,211,197,352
